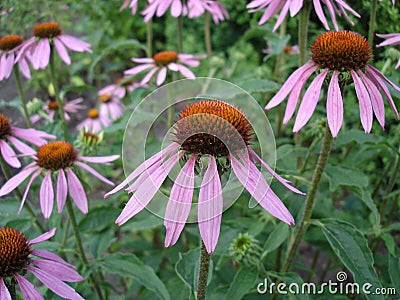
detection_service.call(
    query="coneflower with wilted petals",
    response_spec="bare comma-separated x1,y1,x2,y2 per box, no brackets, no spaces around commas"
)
0,35,31,80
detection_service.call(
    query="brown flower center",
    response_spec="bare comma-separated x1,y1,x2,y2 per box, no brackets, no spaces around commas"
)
0,35,23,51
88,109,99,119
116,77,134,87
173,100,253,157
99,94,112,103
0,228,30,278
48,100,59,110
36,141,77,170
0,114,11,140
311,31,373,71
33,22,62,39
153,51,178,66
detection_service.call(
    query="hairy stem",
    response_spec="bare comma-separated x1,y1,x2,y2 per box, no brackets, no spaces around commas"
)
368,0,378,47
197,241,210,300
146,19,153,57
13,66,32,128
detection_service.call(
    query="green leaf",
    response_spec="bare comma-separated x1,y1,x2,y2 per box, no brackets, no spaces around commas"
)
224,266,258,300
388,254,400,293
237,79,279,93
267,271,309,300
324,165,369,191
381,233,396,257
317,218,383,300
263,222,289,254
79,206,120,232
332,130,384,148
100,253,170,300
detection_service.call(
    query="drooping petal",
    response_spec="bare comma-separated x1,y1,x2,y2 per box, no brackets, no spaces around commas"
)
0,164,37,196
53,37,71,64
313,0,330,30
116,152,181,226
31,259,83,282
11,127,56,146
293,69,329,132
29,228,56,245
18,169,42,215
35,39,50,69
156,67,167,86
140,67,159,85
178,64,196,79
124,63,155,76
273,0,290,32
131,57,154,63
0,140,21,168
326,70,343,137
56,169,68,213
40,171,54,219
66,168,88,214
31,249,75,268
164,155,196,248
28,266,84,300
75,161,114,185
0,278,11,300
198,156,223,253
170,0,183,17
368,65,400,92
6,136,36,155
289,0,303,16
58,35,92,53
324,0,338,31
78,154,120,164
14,274,44,300
350,69,373,133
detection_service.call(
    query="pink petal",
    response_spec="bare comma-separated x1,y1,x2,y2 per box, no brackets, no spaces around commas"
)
313,0,330,30
164,155,196,247
53,37,71,64
75,161,114,186
31,249,76,268
124,63,155,76
273,0,290,32
156,67,167,86
27,266,84,300
18,57,31,79
0,164,37,196
66,168,88,214
57,169,68,213
198,156,223,253
266,61,316,110
18,169,42,215
29,228,57,245
6,136,35,155
293,69,329,132
116,152,181,226
350,69,373,133
289,0,303,16
156,0,172,17
178,64,196,79
34,39,50,69
324,0,338,31
31,259,83,282
170,0,183,17
14,274,44,300
326,70,343,137
258,0,284,26
11,127,56,146
58,35,92,53
132,57,154,63
0,140,21,168
40,171,54,219
368,65,400,92
141,67,159,84
0,278,11,300
78,155,120,164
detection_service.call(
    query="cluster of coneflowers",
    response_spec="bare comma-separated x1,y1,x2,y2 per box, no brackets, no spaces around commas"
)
0,0,399,299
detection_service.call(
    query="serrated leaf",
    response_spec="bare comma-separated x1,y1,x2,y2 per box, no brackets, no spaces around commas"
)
224,266,258,300
100,253,170,300
263,222,289,254
318,218,383,300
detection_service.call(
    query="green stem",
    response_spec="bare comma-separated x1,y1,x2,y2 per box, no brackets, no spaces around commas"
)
177,17,184,53
368,0,378,47
282,123,333,273
0,156,45,233
65,197,104,300
13,66,32,128
379,149,400,218
298,0,312,66
204,12,212,57
146,19,153,57
49,47,68,140
197,241,210,300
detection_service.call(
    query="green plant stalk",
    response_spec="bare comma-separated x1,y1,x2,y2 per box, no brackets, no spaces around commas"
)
49,48,68,140
368,0,378,47
146,19,153,57
197,241,210,300
379,149,400,218
282,123,333,273
177,17,184,53
6,279,17,300
65,197,104,300
0,156,45,233
204,12,212,57
13,66,32,128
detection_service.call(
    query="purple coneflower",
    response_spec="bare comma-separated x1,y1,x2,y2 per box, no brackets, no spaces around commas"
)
0,35,31,80
0,113,55,168
187,0,229,24
263,42,300,55
247,0,360,31
0,141,119,218
120,0,139,14
31,98,86,123
99,78,148,100
77,108,111,133
16,22,92,70
266,31,400,137
98,93,125,121
125,51,206,86
376,33,400,69
0,227,83,299
105,100,304,253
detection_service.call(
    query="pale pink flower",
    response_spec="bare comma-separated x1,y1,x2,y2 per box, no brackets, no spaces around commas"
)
98,93,125,121
1,7,13,16
125,51,206,86
263,42,300,55
30,98,86,123
376,33,400,69
77,108,111,133
187,0,229,24
0,141,119,218
247,0,360,31
120,0,140,14
16,22,92,70
0,113,55,168
105,100,304,253
265,31,400,138
0,227,84,300
0,35,31,80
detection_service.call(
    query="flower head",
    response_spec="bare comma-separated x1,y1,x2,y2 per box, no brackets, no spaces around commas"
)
98,92,125,121
125,51,206,86
266,31,400,137
247,0,360,32
0,35,31,80
77,108,111,133
105,100,304,253
0,114,55,168
376,33,400,69
0,227,84,299
120,0,139,14
30,97,86,123
16,22,92,70
0,141,119,218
